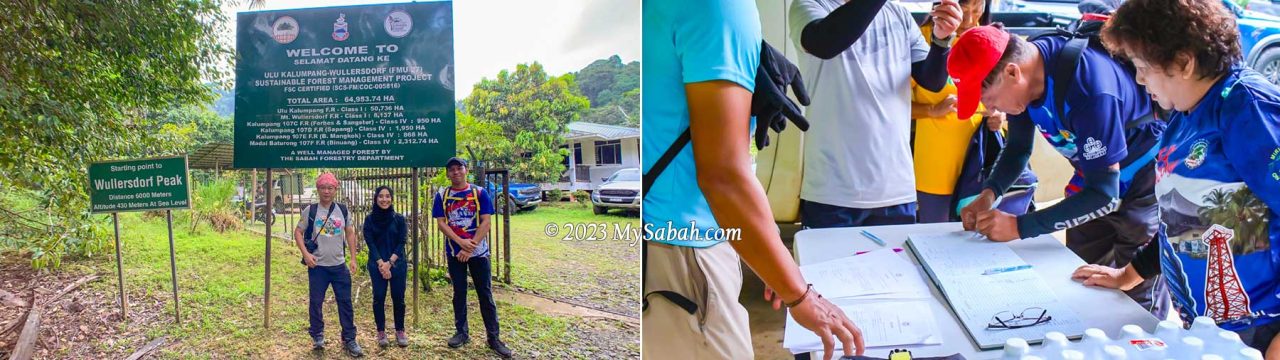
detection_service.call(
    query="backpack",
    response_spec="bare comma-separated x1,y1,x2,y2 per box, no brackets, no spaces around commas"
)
1030,14,1162,130
301,202,350,265
952,126,1039,219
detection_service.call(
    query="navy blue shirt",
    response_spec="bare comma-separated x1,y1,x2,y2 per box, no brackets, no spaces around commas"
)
1016,36,1165,198
363,212,407,270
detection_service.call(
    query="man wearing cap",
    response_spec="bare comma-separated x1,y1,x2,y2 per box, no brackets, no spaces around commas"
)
432,157,512,358
294,172,363,356
788,0,962,230
951,24,1169,317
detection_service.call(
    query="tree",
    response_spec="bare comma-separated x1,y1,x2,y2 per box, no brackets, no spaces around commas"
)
0,1,230,267
463,63,589,183
574,55,639,127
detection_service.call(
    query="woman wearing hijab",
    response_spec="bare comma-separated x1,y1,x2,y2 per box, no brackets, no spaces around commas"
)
364,185,409,347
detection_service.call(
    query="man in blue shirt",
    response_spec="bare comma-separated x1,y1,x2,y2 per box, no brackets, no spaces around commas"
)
432,157,511,358
643,1,864,358
950,25,1169,317
1072,0,1280,355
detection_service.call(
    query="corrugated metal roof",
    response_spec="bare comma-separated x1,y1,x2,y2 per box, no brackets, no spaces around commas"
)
566,121,640,141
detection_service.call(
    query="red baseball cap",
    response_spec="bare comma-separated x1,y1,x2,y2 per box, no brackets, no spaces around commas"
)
948,25,1010,119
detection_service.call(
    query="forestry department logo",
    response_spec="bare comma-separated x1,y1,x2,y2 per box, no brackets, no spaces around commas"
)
1185,139,1209,169
384,10,413,38
271,16,299,44
332,13,350,41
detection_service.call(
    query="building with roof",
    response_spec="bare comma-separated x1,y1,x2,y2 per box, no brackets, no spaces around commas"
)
551,121,640,192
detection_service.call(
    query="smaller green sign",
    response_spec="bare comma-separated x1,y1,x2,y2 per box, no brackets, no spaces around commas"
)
89,156,192,213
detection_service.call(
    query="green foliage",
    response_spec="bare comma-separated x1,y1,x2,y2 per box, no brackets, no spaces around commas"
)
575,56,639,127
545,189,564,202
573,190,592,207
191,176,240,233
154,105,234,154
0,186,110,268
0,1,230,267
463,63,589,183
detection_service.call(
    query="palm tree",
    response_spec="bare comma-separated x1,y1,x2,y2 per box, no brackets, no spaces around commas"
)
1199,187,1271,254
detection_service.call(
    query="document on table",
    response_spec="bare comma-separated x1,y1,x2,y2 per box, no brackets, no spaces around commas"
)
783,299,942,354
907,232,1086,350
799,248,932,300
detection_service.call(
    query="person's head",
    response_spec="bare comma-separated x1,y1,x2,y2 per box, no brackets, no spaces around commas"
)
926,0,990,33
445,157,468,186
1102,0,1242,111
959,0,989,31
374,186,394,211
948,24,1042,117
316,172,339,204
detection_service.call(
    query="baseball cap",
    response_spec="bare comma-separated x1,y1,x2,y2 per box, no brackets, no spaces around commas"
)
947,25,1011,119
445,157,468,168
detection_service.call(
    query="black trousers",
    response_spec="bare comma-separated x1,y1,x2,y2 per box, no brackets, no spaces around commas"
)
448,255,500,340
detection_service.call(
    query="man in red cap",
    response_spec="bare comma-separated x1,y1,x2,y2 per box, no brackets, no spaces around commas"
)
950,24,1169,317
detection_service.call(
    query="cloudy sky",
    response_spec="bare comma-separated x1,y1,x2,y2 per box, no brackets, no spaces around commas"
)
220,0,640,100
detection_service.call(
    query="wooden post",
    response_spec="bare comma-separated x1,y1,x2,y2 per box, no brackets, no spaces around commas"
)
166,210,180,324
112,213,127,322
264,168,273,329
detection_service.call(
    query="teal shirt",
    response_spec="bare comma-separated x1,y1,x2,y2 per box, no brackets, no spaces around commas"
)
642,0,760,247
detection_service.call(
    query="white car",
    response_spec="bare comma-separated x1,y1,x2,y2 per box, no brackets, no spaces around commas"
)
592,168,641,215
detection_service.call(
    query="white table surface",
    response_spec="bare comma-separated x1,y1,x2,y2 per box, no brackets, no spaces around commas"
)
792,222,1158,359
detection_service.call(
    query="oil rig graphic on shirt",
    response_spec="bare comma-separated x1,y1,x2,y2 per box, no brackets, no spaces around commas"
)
1203,224,1252,322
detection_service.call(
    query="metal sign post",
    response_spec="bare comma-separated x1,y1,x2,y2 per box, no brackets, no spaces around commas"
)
166,210,180,323
88,155,192,325
264,168,273,329
112,213,127,322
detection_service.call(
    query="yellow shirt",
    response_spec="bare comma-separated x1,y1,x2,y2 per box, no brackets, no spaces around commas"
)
913,23,984,195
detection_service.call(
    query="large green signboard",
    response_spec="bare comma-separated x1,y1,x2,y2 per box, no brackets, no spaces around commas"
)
234,2,455,168
89,156,192,213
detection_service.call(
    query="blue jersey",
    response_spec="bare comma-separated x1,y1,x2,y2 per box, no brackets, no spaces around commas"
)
1018,36,1165,198
432,184,495,257
1156,66,1280,330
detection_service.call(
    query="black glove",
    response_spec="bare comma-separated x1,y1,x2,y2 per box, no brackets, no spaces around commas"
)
752,40,811,150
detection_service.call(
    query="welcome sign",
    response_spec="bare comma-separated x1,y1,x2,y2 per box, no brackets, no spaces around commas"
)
234,2,456,168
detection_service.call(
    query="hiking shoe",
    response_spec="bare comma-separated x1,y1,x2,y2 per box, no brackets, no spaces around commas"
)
312,336,325,350
344,340,364,357
447,333,469,348
396,331,409,347
377,331,389,347
488,338,513,358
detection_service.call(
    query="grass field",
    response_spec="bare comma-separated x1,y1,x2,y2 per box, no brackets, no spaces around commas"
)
7,200,639,359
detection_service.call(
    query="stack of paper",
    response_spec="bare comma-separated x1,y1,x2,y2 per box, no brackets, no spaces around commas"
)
782,249,941,354
907,232,1086,350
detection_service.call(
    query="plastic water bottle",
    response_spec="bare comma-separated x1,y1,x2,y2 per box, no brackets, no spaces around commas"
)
1153,320,1183,340
1190,317,1218,338
1117,325,1167,360
1002,338,1031,359
1205,330,1245,356
1174,336,1205,358
1060,349,1084,360
1102,345,1128,360
1079,328,1112,358
1238,347,1264,360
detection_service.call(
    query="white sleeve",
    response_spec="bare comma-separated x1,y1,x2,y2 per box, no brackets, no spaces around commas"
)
901,4,930,62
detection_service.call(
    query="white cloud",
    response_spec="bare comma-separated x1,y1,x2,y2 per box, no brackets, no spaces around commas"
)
221,0,640,100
